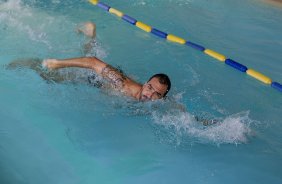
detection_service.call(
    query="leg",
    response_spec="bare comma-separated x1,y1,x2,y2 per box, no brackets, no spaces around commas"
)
6,58,42,71
6,58,73,83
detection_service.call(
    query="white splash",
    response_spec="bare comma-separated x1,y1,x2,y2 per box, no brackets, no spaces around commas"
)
0,0,22,11
0,0,51,48
0,0,108,57
152,107,252,145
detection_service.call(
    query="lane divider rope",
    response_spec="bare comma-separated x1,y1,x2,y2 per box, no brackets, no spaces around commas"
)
88,0,282,93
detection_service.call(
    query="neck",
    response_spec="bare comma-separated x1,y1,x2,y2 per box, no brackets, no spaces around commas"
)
130,86,141,100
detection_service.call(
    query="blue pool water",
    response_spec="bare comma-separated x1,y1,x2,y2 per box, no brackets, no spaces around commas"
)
1,0,282,183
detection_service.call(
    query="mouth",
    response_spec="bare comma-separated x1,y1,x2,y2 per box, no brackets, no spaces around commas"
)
140,95,150,101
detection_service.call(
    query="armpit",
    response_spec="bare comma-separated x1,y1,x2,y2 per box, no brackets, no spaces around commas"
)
101,65,126,89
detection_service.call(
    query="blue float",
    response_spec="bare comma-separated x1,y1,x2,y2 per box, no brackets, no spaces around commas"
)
185,41,205,51
225,59,248,72
151,28,168,38
122,15,137,25
271,82,282,92
97,2,110,11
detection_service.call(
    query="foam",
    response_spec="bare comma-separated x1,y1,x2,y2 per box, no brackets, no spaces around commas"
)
0,0,52,48
151,100,253,145
0,0,22,11
108,92,252,145
84,39,108,59
1,0,108,57
1,0,107,59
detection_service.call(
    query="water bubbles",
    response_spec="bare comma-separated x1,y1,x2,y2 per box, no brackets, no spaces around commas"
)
0,0,22,11
0,0,52,48
108,91,253,145
151,99,253,145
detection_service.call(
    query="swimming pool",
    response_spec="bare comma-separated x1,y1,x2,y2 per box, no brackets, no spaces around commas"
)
1,0,282,183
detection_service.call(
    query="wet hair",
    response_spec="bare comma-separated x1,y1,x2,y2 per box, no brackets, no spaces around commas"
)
148,73,171,97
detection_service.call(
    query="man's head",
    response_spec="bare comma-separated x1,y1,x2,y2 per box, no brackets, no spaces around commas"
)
140,73,171,101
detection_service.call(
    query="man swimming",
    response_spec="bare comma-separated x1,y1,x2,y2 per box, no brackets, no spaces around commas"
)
7,22,170,101
42,22,171,101
46,56,215,125
6,22,215,125
43,57,171,101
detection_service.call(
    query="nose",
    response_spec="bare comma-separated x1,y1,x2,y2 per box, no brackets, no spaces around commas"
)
146,91,154,99
142,92,153,101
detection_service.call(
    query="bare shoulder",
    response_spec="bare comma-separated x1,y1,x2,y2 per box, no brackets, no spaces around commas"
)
101,65,140,88
101,65,142,97
101,65,127,88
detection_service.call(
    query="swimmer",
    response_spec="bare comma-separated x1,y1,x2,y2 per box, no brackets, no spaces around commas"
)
6,22,216,124
40,58,216,126
45,22,170,101
7,21,171,101
43,57,171,101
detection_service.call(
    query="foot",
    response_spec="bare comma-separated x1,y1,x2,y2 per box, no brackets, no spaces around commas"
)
42,59,59,69
77,22,96,38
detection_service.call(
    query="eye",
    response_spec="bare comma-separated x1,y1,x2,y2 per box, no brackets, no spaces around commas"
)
153,92,162,99
156,93,162,98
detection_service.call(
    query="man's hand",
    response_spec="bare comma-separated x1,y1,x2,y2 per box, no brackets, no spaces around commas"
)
42,59,59,70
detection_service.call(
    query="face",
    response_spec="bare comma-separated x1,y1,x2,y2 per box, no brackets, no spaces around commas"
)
140,77,168,101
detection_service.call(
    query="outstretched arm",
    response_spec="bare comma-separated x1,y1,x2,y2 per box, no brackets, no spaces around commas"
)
43,57,133,90
43,57,106,74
